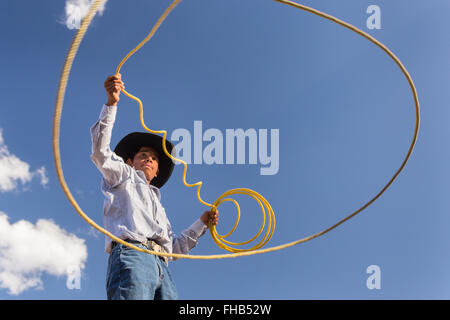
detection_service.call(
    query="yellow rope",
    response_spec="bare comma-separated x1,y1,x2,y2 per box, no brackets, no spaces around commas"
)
53,0,420,260
114,0,275,253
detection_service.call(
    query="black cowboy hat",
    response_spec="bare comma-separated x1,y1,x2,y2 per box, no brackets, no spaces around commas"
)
114,132,175,188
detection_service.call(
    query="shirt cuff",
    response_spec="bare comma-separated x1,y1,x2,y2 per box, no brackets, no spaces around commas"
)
99,104,117,124
187,218,208,239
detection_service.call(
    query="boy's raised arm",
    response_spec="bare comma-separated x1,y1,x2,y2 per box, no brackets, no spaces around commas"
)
90,74,129,188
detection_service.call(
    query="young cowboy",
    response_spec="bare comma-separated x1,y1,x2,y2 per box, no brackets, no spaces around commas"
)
90,74,219,300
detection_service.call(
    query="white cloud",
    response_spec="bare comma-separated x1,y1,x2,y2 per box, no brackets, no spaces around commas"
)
61,0,109,30
0,212,88,295
0,129,49,192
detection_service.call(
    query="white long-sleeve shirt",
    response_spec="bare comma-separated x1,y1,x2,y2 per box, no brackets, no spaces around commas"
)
90,104,207,256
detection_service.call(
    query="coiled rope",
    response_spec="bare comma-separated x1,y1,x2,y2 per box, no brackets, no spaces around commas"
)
53,0,420,260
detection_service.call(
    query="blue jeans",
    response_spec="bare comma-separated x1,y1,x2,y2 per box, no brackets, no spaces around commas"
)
106,241,178,300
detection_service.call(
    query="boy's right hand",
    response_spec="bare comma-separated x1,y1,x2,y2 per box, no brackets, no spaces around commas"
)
104,74,125,106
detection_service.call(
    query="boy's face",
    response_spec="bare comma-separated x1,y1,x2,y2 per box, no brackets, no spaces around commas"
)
126,146,159,184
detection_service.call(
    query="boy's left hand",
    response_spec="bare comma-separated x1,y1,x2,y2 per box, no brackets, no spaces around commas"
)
201,209,219,226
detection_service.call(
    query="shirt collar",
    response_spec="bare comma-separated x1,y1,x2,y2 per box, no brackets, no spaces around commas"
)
149,184,161,201
135,169,162,201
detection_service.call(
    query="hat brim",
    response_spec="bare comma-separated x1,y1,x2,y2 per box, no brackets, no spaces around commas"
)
114,132,175,188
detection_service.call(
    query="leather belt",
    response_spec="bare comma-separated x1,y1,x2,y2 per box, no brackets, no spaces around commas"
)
112,239,169,266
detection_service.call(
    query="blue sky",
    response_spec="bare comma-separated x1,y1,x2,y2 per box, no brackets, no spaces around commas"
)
1,0,450,299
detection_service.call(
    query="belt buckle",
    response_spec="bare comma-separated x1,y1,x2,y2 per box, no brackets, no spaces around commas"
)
147,239,169,267
145,239,151,250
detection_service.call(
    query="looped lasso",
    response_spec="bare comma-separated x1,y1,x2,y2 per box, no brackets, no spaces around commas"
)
114,0,275,254
53,0,420,260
